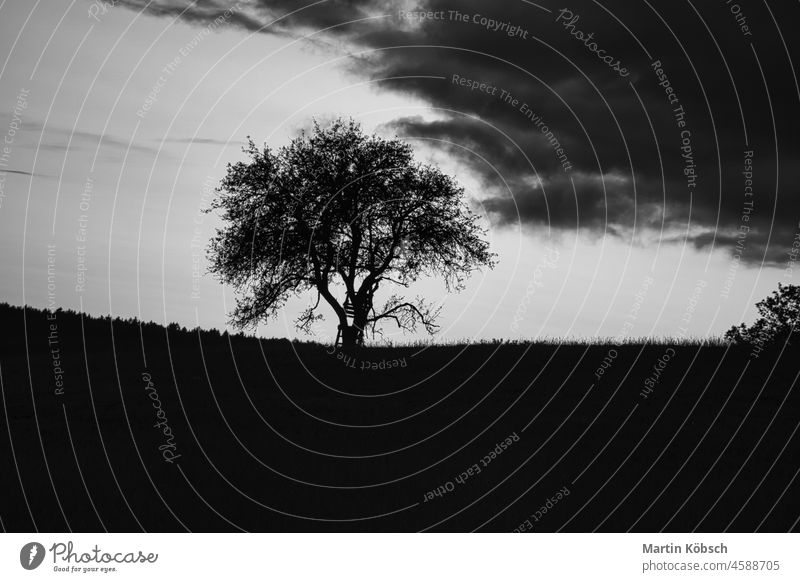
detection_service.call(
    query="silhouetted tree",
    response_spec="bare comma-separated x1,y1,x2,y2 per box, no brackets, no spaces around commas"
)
725,283,800,348
206,118,495,348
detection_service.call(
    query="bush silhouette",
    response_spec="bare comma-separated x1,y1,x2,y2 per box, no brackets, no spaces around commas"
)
725,283,800,348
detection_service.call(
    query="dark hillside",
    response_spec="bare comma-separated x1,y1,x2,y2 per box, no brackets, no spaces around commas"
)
1,303,798,532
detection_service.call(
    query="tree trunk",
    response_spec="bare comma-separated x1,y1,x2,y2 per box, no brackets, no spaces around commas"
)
340,325,360,349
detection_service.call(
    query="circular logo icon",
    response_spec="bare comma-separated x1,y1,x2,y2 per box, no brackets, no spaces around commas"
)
20,542,45,570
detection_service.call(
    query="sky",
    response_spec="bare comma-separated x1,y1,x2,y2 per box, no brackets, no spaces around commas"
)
0,0,798,342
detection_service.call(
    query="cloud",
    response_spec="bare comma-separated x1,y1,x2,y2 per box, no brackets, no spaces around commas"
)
2,116,167,158
117,0,266,32
116,0,800,265
159,137,247,146
1,169,35,176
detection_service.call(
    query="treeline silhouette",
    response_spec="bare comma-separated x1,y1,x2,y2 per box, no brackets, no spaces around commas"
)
0,301,253,343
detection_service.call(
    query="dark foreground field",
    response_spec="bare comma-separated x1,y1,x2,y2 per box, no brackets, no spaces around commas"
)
1,303,798,532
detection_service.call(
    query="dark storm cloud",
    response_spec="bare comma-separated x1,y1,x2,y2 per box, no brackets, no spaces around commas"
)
116,0,266,32
118,0,800,264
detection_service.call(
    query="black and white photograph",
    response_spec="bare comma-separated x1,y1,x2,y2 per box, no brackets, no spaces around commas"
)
0,0,798,578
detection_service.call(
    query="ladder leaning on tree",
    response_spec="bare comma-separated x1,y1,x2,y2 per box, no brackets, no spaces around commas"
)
335,295,364,347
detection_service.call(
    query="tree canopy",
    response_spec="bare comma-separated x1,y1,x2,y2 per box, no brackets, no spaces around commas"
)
725,283,800,351
206,118,495,347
